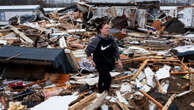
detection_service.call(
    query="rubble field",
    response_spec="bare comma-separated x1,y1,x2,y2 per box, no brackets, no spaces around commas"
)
0,1,194,110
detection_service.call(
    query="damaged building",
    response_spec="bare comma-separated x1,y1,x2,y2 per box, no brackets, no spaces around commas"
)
0,0,194,110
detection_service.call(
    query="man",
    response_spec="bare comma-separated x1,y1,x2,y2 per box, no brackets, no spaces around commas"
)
85,23,123,93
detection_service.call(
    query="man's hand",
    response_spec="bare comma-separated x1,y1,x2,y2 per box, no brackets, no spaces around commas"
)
117,59,123,70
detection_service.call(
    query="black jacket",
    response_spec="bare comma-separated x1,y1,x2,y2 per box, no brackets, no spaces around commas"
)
85,34,120,70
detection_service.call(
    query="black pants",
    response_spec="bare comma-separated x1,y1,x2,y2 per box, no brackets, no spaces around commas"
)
97,68,112,93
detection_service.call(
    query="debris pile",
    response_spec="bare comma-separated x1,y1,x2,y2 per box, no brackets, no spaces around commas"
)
0,1,194,110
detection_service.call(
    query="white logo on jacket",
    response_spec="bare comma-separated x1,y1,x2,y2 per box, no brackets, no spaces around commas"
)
101,44,111,51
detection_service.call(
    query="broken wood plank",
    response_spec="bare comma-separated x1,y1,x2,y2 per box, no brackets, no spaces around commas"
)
123,57,179,64
83,92,107,110
10,25,33,44
170,72,194,75
114,74,132,81
22,23,50,34
155,79,163,94
68,92,97,110
131,59,149,80
116,100,130,110
162,94,176,110
139,90,163,109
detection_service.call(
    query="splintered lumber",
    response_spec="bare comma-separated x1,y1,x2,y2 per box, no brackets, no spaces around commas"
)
131,59,149,80
116,100,130,110
115,59,149,81
170,72,194,75
155,79,163,94
139,90,163,109
83,92,107,110
68,92,97,110
22,24,50,34
114,74,132,81
162,94,176,110
10,25,33,44
123,56,179,64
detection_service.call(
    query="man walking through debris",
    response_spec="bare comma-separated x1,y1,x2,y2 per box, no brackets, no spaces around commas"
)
85,22,123,93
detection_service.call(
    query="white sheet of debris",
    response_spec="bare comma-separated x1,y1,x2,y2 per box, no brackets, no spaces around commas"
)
31,95,78,110
77,77,99,86
137,71,145,81
0,40,7,45
144,67,155,88
123,46,150,55
120,82,132,93
173,45,194,53
161,80,169,94
72,72,121,86
110,72,121,77
155,65,171,80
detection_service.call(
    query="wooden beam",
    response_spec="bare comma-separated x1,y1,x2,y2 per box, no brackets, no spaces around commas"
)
123,56,178,64
139,90,163,109
131,59,149,80
68,92,97,110
162,94,176,110
10,25,33,44
170,72,194,75
114,75,132,81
